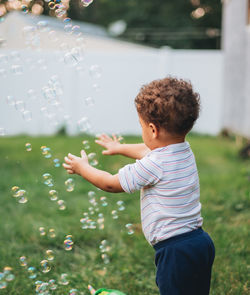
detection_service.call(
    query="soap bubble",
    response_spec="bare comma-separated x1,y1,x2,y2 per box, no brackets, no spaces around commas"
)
40,260,51,273
88,153,98,166
97,213,105,230
11,64,23,75
53,158,60,167
82,140,90,149
81,0,94,8
41,146,52,159
69,289,79,295
15,100,25,112
125,223,134,235
89,64,102,79
11,186,20,198
64,235,73,251
84,96,95,107
45,250,54,261
22,110,32,122
48,279,57,290
78,117,91,133
49,190,58,201
111,210,118,219
57,199,66,210
48,228,56,238
64,51,78,67
59,273,69,285
17,189,28,204
3,267,15,282
101,253,110,264
99,240,111,253
19,256,28,267
39,227,46,236
6,95,15,106
72,25,81,37
0,281,7,289
100,196,108,207
36,281,49,293
42,173,53,187
27,266,37,279
25,143,32,152
65,178,75,192
117,200,125,211
0,128,6,136
37,21,49,32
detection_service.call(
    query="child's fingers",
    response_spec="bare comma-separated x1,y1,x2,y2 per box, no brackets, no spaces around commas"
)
112,134,118,142
80,150,87,158
63,163,71,169
101,134,112,142
68,153,76,160
67,169,74,174
95,139,107,148
64,156,72,164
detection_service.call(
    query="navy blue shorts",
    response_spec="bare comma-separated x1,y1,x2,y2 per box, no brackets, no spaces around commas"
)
153,228,215,295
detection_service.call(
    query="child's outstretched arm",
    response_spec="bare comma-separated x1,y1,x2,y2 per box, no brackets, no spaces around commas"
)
63,150,124,193
95,134,150,159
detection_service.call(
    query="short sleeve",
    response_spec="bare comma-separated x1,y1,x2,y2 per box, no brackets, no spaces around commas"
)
118,153,163,194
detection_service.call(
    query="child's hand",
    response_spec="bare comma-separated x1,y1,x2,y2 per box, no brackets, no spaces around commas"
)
63,150,88,175
95,134,122,155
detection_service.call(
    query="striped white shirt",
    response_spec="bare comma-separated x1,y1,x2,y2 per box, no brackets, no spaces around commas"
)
118,142,203,246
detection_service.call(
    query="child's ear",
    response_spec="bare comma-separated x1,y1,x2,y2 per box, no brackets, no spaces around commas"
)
149,123,159,139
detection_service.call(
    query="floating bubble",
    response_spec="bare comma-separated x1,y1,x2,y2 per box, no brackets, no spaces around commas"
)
49,190,58,201
11,186,20,197
97,213,105,230
69,289,79,295
39,227,46,236
89,64,102,79
100,196,108,207
25,143,32,152
27,89,37,100
88,207,95,215
117,200,125,211
22,5,29,14
80,217,89,229
19,256,28,267
36,281,49,293
72,25,81,37
53,158,60,167
0,127,5,136
27,266,37,279
82,140,90,149
84,96,95,107
57,199,66,210
111,210,118,219
64,235,73,251
45,250,54,261
15,100,25,112
48,228,56,238
64,23,72,34
78,117,91,133
48,279,57,290
99,240,111,253
41,147,52,159
59,273,69,285
42,173,53,187
37,21,49,32
17,189,28,204
125,223,134,235
101,253,110,264
40,260,51,273
6,95,15,106
11,64,23,75
48,1,56,10
65,178,75,192
92,83,101,92
88,153,98,166
48,30,58,42
81,0,94,7
88,190,96,200
3,267,15,282
0,281,7,289
64,51,78,67
22,110,32,122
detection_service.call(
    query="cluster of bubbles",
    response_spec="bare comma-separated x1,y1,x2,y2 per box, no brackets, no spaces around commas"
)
41,145,61,167
99,240,111,265
64,235,74,251
11,186,28,204
39,227,56,239
0,267,15,289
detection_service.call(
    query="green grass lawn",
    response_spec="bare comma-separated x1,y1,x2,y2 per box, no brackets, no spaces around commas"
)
0,134,249,294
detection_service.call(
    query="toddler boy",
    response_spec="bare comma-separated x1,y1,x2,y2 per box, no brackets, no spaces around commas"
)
63,77,215,295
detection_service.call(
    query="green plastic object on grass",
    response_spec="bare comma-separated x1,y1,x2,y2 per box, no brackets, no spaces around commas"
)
88,284,126,295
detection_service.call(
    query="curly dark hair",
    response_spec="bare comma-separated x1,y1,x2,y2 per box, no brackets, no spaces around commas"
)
135,77,200,135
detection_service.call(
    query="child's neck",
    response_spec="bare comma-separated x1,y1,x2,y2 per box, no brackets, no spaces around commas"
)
151,134,186,150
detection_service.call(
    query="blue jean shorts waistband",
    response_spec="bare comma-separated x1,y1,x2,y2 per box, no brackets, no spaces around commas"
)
153,227,203,251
